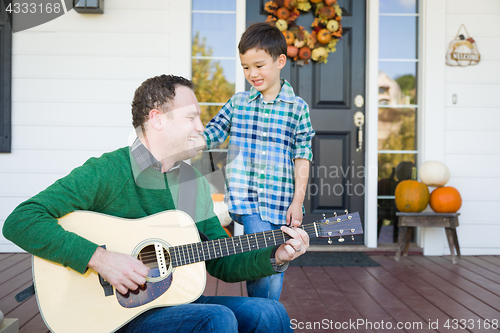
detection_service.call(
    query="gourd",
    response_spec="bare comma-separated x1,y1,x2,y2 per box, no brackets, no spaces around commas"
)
394,167,430,212
429,186,462,213
419,161,450,187
283,30,295,45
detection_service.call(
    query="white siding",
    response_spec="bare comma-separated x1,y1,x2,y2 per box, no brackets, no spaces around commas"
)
421,0,500,255
0,0,192,251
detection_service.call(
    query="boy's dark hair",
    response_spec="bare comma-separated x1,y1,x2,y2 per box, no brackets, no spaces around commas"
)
132,74,195,129
238,22,287,60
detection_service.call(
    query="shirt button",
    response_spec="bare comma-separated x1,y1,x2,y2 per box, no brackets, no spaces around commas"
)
265,113,269,117
262,151,266,155
263,132,267,136
259,188,264,192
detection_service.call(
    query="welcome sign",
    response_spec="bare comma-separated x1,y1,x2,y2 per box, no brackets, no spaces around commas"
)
446,24,481,67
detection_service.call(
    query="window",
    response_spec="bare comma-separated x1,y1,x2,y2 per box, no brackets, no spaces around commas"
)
191,0,237,125
190,0,241,191
0,4,12,152
377,0,419,243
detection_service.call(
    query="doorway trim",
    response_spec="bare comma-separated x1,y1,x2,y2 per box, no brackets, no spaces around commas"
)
365,0,379,248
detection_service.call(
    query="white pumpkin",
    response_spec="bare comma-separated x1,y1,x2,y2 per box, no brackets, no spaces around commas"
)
419,161,450,187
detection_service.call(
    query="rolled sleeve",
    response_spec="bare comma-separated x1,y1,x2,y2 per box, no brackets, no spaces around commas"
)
203,99,233,150
292,105,315,161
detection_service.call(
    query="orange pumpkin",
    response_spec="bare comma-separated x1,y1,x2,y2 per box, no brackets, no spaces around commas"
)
394,167,430,212
317,29,332,44
318,6,335,19
287,45,299,58
310,0,323,3
298,47,311,60
276,7,290,19
429,186,462,213
325,0,337,5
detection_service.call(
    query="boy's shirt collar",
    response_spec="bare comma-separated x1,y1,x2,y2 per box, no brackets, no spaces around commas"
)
248,79,296,104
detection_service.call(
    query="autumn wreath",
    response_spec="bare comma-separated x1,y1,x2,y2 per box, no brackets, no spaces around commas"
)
264,0,342,65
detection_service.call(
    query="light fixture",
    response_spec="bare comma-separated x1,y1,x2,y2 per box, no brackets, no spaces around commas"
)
73,0,104,14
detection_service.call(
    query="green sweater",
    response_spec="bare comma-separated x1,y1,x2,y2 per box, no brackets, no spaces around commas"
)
3,147,276,282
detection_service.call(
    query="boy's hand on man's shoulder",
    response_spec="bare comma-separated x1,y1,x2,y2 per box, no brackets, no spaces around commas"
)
194,133,207,151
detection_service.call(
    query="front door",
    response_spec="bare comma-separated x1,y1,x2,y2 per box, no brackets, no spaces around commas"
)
246,0,366,244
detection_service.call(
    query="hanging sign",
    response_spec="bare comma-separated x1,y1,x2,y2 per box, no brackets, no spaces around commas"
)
446,24,480,66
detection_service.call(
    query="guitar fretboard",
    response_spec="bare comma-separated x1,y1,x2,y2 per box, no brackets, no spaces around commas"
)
170,223,322,268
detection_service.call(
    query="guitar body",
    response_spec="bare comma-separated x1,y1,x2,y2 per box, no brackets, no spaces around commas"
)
32,210,206,333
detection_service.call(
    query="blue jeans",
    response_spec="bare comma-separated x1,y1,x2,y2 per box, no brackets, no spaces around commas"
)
117,295,293,333
230,213,285,301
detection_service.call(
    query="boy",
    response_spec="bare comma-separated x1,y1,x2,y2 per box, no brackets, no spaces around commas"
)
197,23,315,300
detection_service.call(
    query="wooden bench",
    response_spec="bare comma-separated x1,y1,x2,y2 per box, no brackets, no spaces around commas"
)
394,212,461,264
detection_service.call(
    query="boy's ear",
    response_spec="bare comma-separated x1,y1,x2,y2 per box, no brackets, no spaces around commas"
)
278,54,287,70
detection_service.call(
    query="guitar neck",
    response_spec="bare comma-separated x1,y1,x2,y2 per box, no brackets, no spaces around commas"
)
170,223,318,268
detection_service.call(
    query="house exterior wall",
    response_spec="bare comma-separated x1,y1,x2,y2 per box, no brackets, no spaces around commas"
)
421,0,500,255
0,0,191,251
1,0,499,255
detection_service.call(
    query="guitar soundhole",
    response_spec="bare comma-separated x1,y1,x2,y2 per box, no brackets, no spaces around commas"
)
116,243,173,308
137,244,172,281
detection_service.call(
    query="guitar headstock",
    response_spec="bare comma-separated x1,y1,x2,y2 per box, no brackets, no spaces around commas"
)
315,212,363,243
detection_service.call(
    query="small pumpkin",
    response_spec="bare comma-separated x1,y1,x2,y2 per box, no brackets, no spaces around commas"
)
276,7,290,19
317,29,332,44
395,167,430,212
298,46,311,60
419,161,450,187
429,186,462,213
325,0,337,5
275,19,288,31
318,6,335,20
287,45,299,58
327,19,339,32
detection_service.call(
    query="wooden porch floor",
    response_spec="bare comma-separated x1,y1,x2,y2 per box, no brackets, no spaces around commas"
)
1,253,500,333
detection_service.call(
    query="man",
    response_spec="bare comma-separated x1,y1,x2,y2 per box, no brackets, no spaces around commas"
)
3,74,309,332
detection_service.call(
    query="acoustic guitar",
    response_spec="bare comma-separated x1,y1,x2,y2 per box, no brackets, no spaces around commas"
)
32,210,362,332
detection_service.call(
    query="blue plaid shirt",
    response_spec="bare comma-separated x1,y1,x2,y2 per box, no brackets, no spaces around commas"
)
203,80,315,225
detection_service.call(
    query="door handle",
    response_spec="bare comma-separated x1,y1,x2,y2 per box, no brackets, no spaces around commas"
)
354,111,364,153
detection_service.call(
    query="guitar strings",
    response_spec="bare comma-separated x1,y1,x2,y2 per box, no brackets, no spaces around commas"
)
136,216,355,268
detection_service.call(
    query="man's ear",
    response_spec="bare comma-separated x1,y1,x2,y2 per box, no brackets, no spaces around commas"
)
278,54,287,70
148,109,163,130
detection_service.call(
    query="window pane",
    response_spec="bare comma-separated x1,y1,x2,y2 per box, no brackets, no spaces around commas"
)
192,13,236,58
379,16,417,59
378,108,416,151
378,62,417,105
378,153,416,183
379,0,417,14
193,0,236,11
192,58,235,107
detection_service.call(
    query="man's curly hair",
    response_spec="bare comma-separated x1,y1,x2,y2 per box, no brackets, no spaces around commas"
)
131,74,195,129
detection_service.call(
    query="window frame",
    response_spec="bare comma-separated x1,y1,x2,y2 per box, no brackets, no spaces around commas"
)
0,3,12,153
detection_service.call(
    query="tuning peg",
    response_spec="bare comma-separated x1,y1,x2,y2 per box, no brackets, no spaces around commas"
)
328,238,332,244
351,235,355,241
323,214,326,220
334,212,337,217
338,237,345,243
345,209,349,214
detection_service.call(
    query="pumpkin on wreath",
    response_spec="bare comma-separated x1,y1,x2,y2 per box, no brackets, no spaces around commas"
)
264,0,343,65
